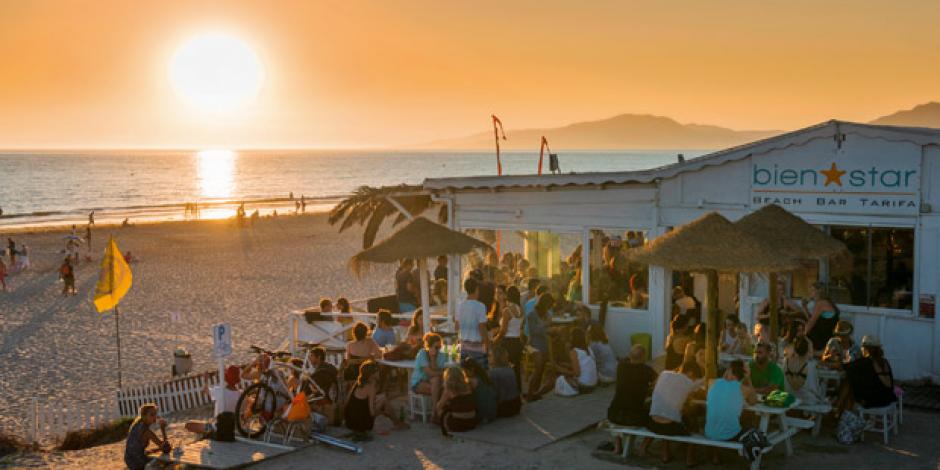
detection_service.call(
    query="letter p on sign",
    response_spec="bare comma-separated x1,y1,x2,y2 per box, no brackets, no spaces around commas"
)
212,323,233,358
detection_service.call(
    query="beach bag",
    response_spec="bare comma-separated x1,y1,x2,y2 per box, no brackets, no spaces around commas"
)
215,412,236,442
737,428,769,462
763,390,795,408
554,376,578,397
836,408,865,445
285,392,311,422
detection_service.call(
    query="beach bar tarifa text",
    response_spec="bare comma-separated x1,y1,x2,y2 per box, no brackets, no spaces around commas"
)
423,120,940,381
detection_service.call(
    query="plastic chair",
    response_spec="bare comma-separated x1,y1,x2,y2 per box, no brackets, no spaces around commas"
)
409,391,432,423
860,402,899,445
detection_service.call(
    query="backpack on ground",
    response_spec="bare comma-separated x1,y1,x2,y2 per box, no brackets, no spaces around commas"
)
737,428,769,462
836,408,866,445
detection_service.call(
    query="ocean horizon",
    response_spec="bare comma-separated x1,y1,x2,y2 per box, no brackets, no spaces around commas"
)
0,149,708,228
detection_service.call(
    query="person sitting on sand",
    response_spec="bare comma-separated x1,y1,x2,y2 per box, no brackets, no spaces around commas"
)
185,366,242,439
344,360,409,440
59,257,76,296
344,322,382,385
553,327,599,396
462,358,498,424
124,403,169,470
588,324,617,384
371,310,397,348
488,343,521,417
437,367,477,436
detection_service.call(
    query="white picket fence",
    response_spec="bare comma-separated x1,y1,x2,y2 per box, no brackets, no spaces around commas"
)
29,369,230,443
28,396,121,444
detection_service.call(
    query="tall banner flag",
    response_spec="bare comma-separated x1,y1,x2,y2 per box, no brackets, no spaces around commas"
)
94,236,133,388
538,136,551,175
491,115,506,175
94,238,133,312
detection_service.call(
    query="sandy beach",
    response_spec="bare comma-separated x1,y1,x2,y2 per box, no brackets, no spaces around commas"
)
0,213,395,437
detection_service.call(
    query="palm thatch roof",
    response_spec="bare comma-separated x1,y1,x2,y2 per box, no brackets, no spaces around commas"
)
629,212,799,272
735,204,847,259
329,184,447,249
350,217,491,276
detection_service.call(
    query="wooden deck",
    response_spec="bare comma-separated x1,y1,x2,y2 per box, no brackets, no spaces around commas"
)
453,386,615,450
154,437,305,469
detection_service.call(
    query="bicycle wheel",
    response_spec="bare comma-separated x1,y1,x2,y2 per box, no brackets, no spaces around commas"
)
236,382,277,438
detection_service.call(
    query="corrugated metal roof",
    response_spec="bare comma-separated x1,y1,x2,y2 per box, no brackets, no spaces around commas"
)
423,120,940,192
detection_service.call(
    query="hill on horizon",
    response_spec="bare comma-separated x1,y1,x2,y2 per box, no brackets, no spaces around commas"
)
415,102,940,150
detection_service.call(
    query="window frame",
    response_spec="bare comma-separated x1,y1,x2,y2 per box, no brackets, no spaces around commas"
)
582,226,652,314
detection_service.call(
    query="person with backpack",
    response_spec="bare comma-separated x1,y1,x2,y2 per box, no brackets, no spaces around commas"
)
185,366,242,439
704,360,757,464
59,258,75,296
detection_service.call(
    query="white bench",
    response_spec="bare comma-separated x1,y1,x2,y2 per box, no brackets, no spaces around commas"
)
792,402,832,436
607,424,801,470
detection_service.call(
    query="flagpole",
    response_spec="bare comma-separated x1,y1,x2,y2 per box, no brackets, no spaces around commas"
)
109,235,122,390
115,305,122,389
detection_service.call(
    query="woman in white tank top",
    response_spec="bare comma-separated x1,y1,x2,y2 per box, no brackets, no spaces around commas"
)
494,286,525,392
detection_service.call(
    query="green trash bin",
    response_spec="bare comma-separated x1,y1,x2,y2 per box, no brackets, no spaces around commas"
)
630,333,652,361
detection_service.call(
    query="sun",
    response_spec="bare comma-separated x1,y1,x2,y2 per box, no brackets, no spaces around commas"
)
169,33,264,112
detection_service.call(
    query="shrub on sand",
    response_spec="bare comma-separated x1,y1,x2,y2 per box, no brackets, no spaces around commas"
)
57,417,134,451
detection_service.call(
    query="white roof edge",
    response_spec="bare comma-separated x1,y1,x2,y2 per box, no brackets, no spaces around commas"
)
423,120,940,192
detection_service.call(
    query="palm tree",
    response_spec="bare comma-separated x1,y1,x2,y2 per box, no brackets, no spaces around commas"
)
328,185,448,249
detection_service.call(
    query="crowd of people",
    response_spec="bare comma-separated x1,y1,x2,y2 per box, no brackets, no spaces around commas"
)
122,262,898,467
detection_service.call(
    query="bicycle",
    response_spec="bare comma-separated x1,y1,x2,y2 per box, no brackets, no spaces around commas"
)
235,343,337,438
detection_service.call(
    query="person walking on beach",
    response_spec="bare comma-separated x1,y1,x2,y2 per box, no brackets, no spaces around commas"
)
60,257,76,296
0,257,8,292
88,210,95,226
85,224,93,251
301,195,306,213
7,238,15,265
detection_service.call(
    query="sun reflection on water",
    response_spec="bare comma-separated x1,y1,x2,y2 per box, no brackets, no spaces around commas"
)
197,149,236,200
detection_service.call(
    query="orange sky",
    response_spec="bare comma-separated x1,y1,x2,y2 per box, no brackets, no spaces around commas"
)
1,0,938,149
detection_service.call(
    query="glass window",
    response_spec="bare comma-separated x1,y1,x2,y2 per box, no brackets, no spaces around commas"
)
588,229,649,310
828,226,914,310
461,229,582,309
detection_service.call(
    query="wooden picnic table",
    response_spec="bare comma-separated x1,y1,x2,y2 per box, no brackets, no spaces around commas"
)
746,398,803,456
154,437,299,469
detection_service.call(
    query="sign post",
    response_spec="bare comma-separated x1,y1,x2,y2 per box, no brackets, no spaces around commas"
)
212,323,233,383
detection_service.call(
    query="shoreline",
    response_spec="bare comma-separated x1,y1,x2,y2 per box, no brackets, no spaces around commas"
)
0,197,341,234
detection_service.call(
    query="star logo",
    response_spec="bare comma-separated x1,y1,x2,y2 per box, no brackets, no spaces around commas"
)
820,163,846,187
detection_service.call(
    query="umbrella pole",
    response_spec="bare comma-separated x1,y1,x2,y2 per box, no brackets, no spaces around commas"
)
418,258,431,334
768,272,779,341
706,270,719,379
115,305,122,390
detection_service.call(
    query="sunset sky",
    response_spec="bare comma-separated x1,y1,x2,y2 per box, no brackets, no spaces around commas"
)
1,0,938,149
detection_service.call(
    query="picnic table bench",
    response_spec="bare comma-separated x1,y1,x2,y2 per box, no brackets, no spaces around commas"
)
608,400,812,470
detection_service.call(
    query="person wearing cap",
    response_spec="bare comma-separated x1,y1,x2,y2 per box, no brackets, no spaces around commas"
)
821,320,860,368
185,365,243,438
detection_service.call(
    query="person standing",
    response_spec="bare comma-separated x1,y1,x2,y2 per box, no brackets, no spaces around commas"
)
0,257,7,292
85,224,93,251
60,258,76,296
89,210,95,226
433,255,448,281
7,238,15,265
456,277,489,368
493,286,525,391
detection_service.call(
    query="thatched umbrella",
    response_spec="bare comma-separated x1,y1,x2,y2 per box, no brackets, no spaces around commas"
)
630,212,798,378
735,205,847,340
351,217,491,333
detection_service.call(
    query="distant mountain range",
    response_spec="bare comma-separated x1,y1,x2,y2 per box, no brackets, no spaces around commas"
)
415,102,940,150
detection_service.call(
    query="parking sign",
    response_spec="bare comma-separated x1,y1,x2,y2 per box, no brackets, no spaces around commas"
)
212,323,233,358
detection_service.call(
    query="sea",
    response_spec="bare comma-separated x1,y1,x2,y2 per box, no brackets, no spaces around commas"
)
0,149,708,228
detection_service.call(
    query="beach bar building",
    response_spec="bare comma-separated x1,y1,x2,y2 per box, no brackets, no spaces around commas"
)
423,121,940,381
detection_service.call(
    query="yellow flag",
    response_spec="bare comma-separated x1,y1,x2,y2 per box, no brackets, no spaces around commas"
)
94,237,133,313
